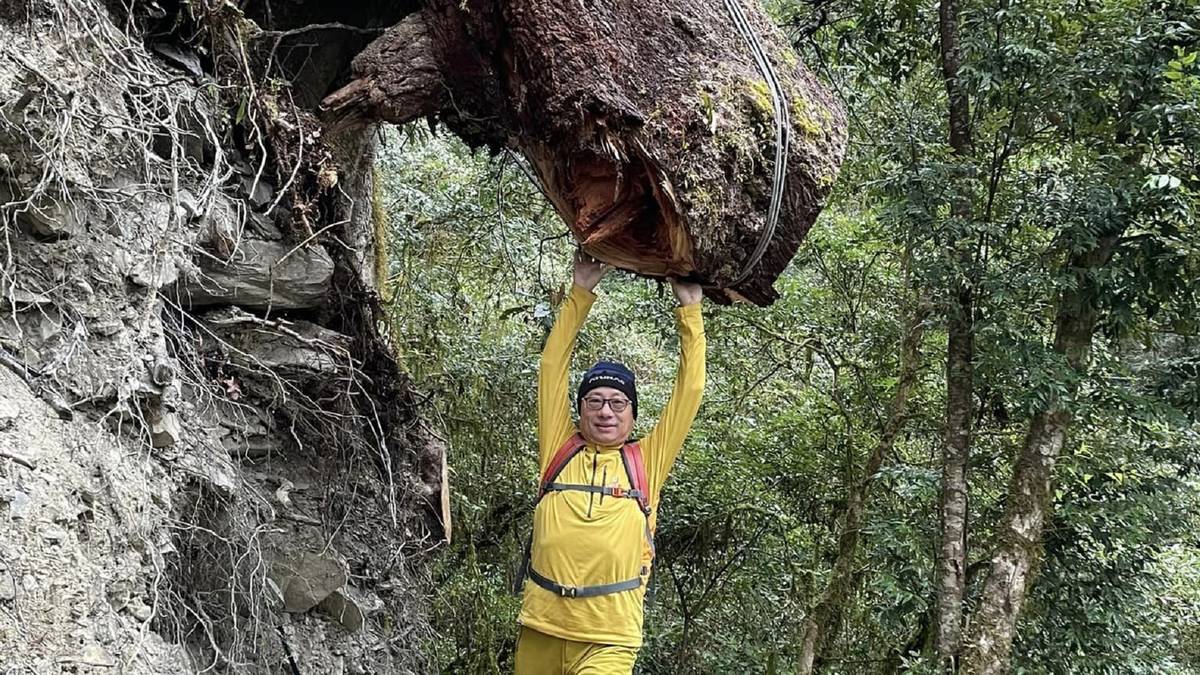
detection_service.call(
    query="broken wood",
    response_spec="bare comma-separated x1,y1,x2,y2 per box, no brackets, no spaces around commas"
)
320,12,446,130
324,1,847,304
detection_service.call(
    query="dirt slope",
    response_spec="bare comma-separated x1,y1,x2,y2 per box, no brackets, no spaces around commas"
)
0,2,442,672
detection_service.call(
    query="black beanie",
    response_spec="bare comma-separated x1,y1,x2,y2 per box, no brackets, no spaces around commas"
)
577,360,638,418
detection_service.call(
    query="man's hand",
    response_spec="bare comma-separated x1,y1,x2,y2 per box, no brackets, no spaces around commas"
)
669,278,703,306
573,250,609,291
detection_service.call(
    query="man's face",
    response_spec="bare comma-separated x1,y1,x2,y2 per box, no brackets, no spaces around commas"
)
579,386,634,446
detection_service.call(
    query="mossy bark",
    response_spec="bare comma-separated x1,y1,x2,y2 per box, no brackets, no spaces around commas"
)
325,1,847,305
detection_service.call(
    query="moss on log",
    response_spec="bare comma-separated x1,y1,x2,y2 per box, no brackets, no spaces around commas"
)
326,1,847,304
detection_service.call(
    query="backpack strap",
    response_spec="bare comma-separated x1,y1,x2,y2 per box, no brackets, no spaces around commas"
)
619,442,652,517
538,433,588,500
619,442,656,562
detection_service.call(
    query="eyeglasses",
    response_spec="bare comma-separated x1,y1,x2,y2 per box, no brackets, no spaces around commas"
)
582,396,631,413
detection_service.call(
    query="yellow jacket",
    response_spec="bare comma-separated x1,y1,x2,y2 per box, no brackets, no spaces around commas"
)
518,284,706,647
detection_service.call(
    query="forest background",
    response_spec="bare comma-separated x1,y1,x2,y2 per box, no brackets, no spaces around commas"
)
376,0,1199,672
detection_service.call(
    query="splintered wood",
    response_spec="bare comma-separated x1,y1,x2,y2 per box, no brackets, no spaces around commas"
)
325,1,848,304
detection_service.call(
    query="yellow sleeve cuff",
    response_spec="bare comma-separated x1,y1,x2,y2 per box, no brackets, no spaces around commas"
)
570,283,597,303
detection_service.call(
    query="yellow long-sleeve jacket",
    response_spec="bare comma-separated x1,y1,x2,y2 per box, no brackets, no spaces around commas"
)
518,284,706,647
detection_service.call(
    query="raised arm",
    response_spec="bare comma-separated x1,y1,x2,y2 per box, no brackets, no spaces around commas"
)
642,280,706,499
536,253,607,469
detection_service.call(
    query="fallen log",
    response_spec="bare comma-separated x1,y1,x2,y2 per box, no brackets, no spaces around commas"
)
325,1,847,305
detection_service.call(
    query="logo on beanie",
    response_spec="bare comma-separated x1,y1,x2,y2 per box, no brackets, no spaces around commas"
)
586,374,627,387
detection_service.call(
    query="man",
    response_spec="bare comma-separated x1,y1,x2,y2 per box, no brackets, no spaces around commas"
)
515,252,706,674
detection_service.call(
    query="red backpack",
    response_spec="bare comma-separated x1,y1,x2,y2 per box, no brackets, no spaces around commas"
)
515,433,655,598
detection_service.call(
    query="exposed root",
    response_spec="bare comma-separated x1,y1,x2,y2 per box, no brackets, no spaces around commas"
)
1,0,437,671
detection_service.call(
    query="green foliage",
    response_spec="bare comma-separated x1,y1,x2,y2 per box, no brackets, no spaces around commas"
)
377,0,1200,671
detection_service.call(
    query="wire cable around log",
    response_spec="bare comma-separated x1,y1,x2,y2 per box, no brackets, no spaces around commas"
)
723,0,791,289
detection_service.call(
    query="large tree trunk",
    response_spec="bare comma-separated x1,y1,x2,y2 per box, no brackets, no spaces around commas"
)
325,1,848,305
797,301,928,673
960,238,1118,673
934,0,976,665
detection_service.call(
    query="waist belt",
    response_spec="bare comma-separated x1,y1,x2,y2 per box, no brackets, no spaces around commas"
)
527,565,644,598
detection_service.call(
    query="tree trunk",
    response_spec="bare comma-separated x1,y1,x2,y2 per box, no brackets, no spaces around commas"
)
960,238,1118,673
325,0,848,305
935,287,974,666
797,300,928,673
934,0,976,666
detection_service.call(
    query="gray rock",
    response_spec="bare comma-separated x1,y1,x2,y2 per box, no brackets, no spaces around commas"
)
269,551,347,613
18,195,88,239
1,288,53,308
0,182,87,239
76,643,116,668
41,526,69,543
150,412,181,448
204,309,352,381
245,211,285,240
0,568,15,601
240,175,276,208
1,488,31,519
221,430,279,460
240,323,351,378
150,42,203,79
318,589,364,632
127,597,154,622
177,239,334,309
127,255,180,289
105,579,131,610
174,188,202,221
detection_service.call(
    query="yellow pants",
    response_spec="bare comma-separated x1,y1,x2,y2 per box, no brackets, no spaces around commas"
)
514,626,639,675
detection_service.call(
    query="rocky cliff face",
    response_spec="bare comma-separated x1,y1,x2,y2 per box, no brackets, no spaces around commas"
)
0,2,442,672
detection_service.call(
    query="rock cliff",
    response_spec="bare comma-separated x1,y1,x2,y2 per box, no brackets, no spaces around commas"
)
0,1,443,671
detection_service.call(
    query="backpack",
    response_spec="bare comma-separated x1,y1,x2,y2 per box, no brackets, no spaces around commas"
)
515,433,655,598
